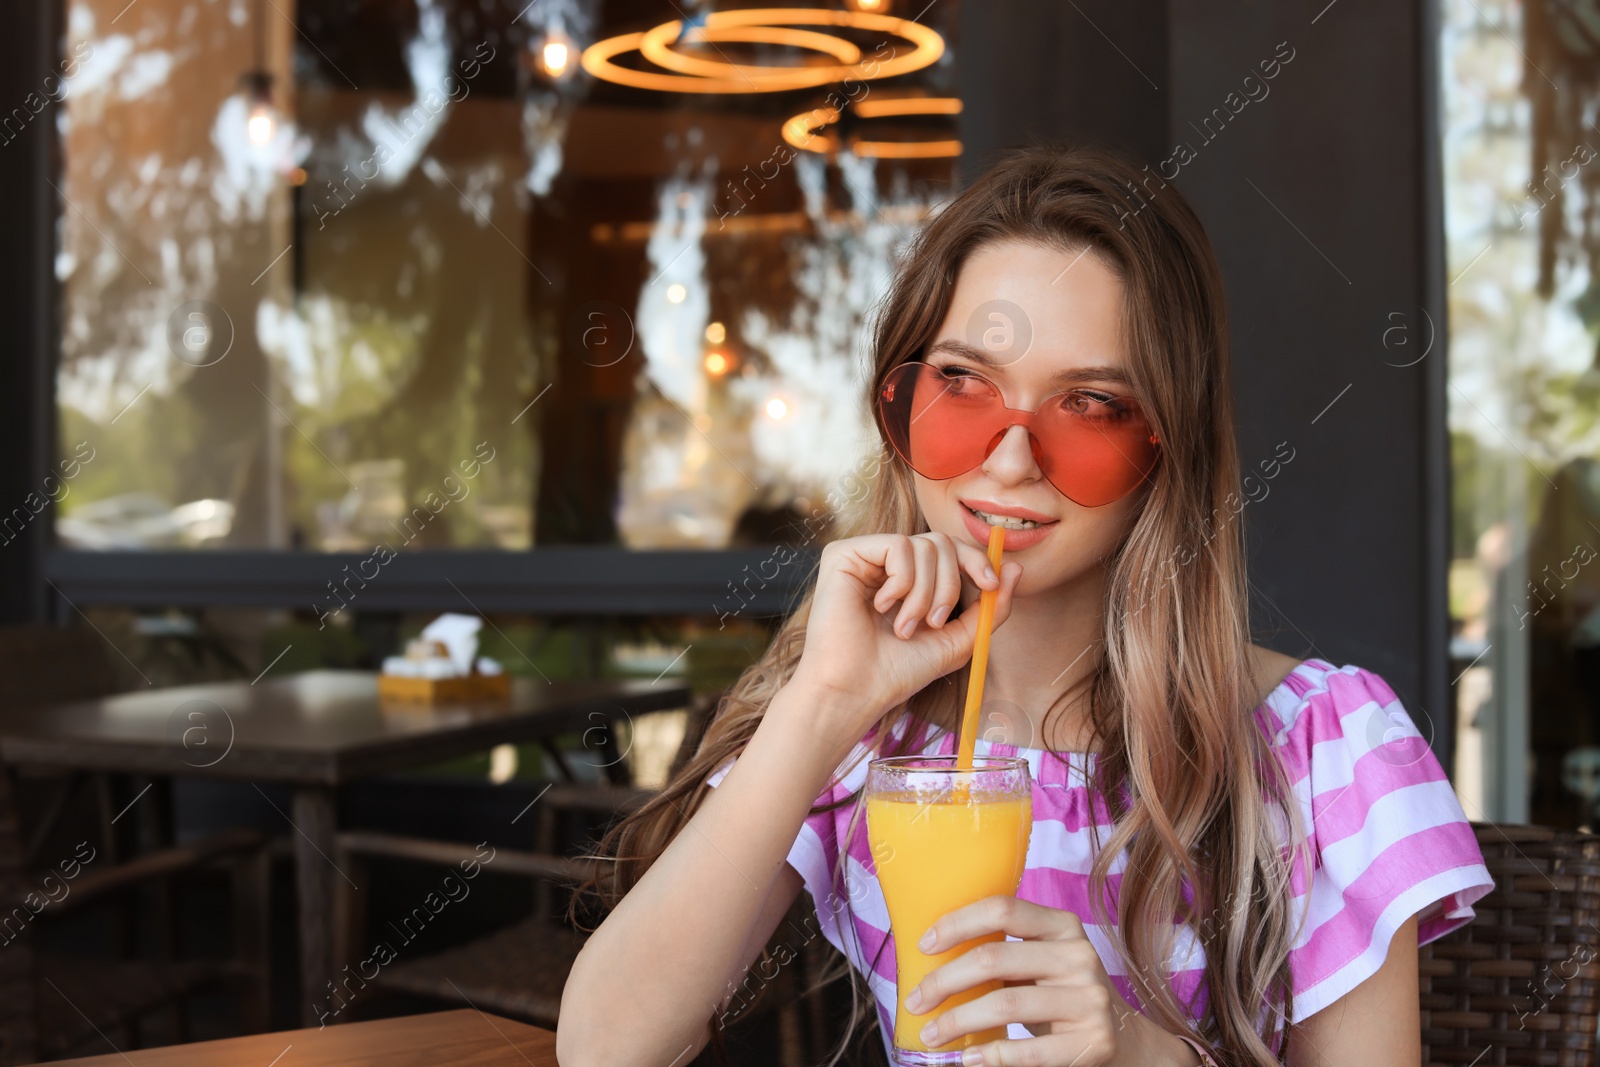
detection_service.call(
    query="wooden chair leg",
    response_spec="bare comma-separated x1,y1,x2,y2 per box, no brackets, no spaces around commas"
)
332,847,369,1022
800,936,829,1063
597,712,633,787
232,845,272,1033
532,798,559,920
93,775,136,960
775,995,804,1067
0,769,39,1066
139,778,187,1046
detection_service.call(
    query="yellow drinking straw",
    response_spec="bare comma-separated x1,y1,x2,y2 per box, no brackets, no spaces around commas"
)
956,524,1006,771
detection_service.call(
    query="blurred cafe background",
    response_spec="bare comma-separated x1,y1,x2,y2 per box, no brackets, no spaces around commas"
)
0,0,1591,1061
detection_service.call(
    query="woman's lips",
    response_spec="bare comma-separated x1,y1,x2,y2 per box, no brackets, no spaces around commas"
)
959,503,1057,550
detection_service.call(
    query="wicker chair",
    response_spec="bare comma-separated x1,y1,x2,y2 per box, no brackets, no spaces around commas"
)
1419,821,1600,1066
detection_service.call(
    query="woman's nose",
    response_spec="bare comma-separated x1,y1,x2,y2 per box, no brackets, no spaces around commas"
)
980,423,1043,485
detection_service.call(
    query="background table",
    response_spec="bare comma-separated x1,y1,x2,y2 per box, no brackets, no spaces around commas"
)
0,671,690,1024
27,1008,558,1066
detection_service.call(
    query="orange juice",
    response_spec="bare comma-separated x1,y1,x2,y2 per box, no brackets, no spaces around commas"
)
866,790,1032,1058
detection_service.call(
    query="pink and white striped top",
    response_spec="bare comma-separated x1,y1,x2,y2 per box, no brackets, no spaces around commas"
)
706,657,1494,1058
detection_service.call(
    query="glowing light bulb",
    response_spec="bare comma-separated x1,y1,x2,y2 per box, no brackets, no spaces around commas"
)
242,70,277,148
247,104,276,146
542,35,571,78
666,283,687,304
850,0,889,10
705,321,726,344
704,351,729,376
765,397,789,420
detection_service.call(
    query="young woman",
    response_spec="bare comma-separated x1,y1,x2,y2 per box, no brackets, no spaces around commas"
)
558,145,1494,1067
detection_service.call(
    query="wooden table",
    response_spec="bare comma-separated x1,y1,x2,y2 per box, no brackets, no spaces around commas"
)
0,671,689,1025
27,1008,558,1066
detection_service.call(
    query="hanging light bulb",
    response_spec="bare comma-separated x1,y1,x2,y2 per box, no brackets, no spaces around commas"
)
242,0,278,148
849,0,890,10
247,103,275,146
243,69,277,147
541,29,573,79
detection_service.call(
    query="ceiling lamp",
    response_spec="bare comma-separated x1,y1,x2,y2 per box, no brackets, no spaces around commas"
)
581,8,944,94
784,95,962,158
640,22,862,79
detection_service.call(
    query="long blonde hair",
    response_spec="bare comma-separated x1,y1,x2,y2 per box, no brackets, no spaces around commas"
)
579,144,1309,1066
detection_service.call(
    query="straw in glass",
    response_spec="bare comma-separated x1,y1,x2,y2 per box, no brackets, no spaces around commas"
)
956,524,1005,771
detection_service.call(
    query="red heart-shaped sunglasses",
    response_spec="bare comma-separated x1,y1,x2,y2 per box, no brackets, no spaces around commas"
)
876,361,1162,508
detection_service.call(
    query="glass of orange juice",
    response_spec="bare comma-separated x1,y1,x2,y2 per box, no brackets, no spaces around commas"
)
865,754,1033,1066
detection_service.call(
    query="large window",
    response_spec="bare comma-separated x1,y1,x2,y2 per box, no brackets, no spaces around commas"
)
1441,0,1600,826
53,0,960,552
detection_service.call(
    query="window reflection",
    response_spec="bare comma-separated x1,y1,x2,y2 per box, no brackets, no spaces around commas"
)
1443,0,1600,827
55,0,960,551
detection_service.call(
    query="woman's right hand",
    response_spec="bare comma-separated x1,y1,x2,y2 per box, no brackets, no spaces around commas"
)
787,531,1024,742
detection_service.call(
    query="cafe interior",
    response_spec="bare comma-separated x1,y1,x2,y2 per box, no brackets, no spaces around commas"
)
1,0,1598,1063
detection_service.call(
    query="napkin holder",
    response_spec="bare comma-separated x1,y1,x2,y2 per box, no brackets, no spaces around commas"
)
377,669,510,705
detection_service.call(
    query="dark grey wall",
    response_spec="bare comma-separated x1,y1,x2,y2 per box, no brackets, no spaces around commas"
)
959,0,1451,767
1169,0,1448,769
957,0,1170,177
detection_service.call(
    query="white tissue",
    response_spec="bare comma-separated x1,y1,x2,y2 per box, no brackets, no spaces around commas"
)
476,656,503,676
418,658,456,680
420,613,482,677
381,656,419,677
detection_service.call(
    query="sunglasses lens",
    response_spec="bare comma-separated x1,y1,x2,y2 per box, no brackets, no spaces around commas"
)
1034,396,1159,507
877,361,1160,507
878,362,1004,480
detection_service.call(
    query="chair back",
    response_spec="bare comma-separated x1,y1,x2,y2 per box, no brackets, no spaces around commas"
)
0,625,119,712
1419,821,1600,1065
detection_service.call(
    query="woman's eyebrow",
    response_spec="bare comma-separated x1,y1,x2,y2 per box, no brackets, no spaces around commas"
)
925,338,1133,388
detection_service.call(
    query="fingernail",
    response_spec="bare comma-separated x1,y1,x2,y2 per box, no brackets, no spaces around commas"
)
984,565,998,582
919,928,936,951
962,1050,984,1066
929,605,949,626
905,986,924,1012
919,1021,937,1045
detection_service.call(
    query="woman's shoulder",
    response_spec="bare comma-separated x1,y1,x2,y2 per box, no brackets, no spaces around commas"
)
1249,651,1416,760
1247,644,1304,706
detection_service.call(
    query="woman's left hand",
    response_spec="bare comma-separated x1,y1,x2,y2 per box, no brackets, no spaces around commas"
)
902,895,1170,1067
